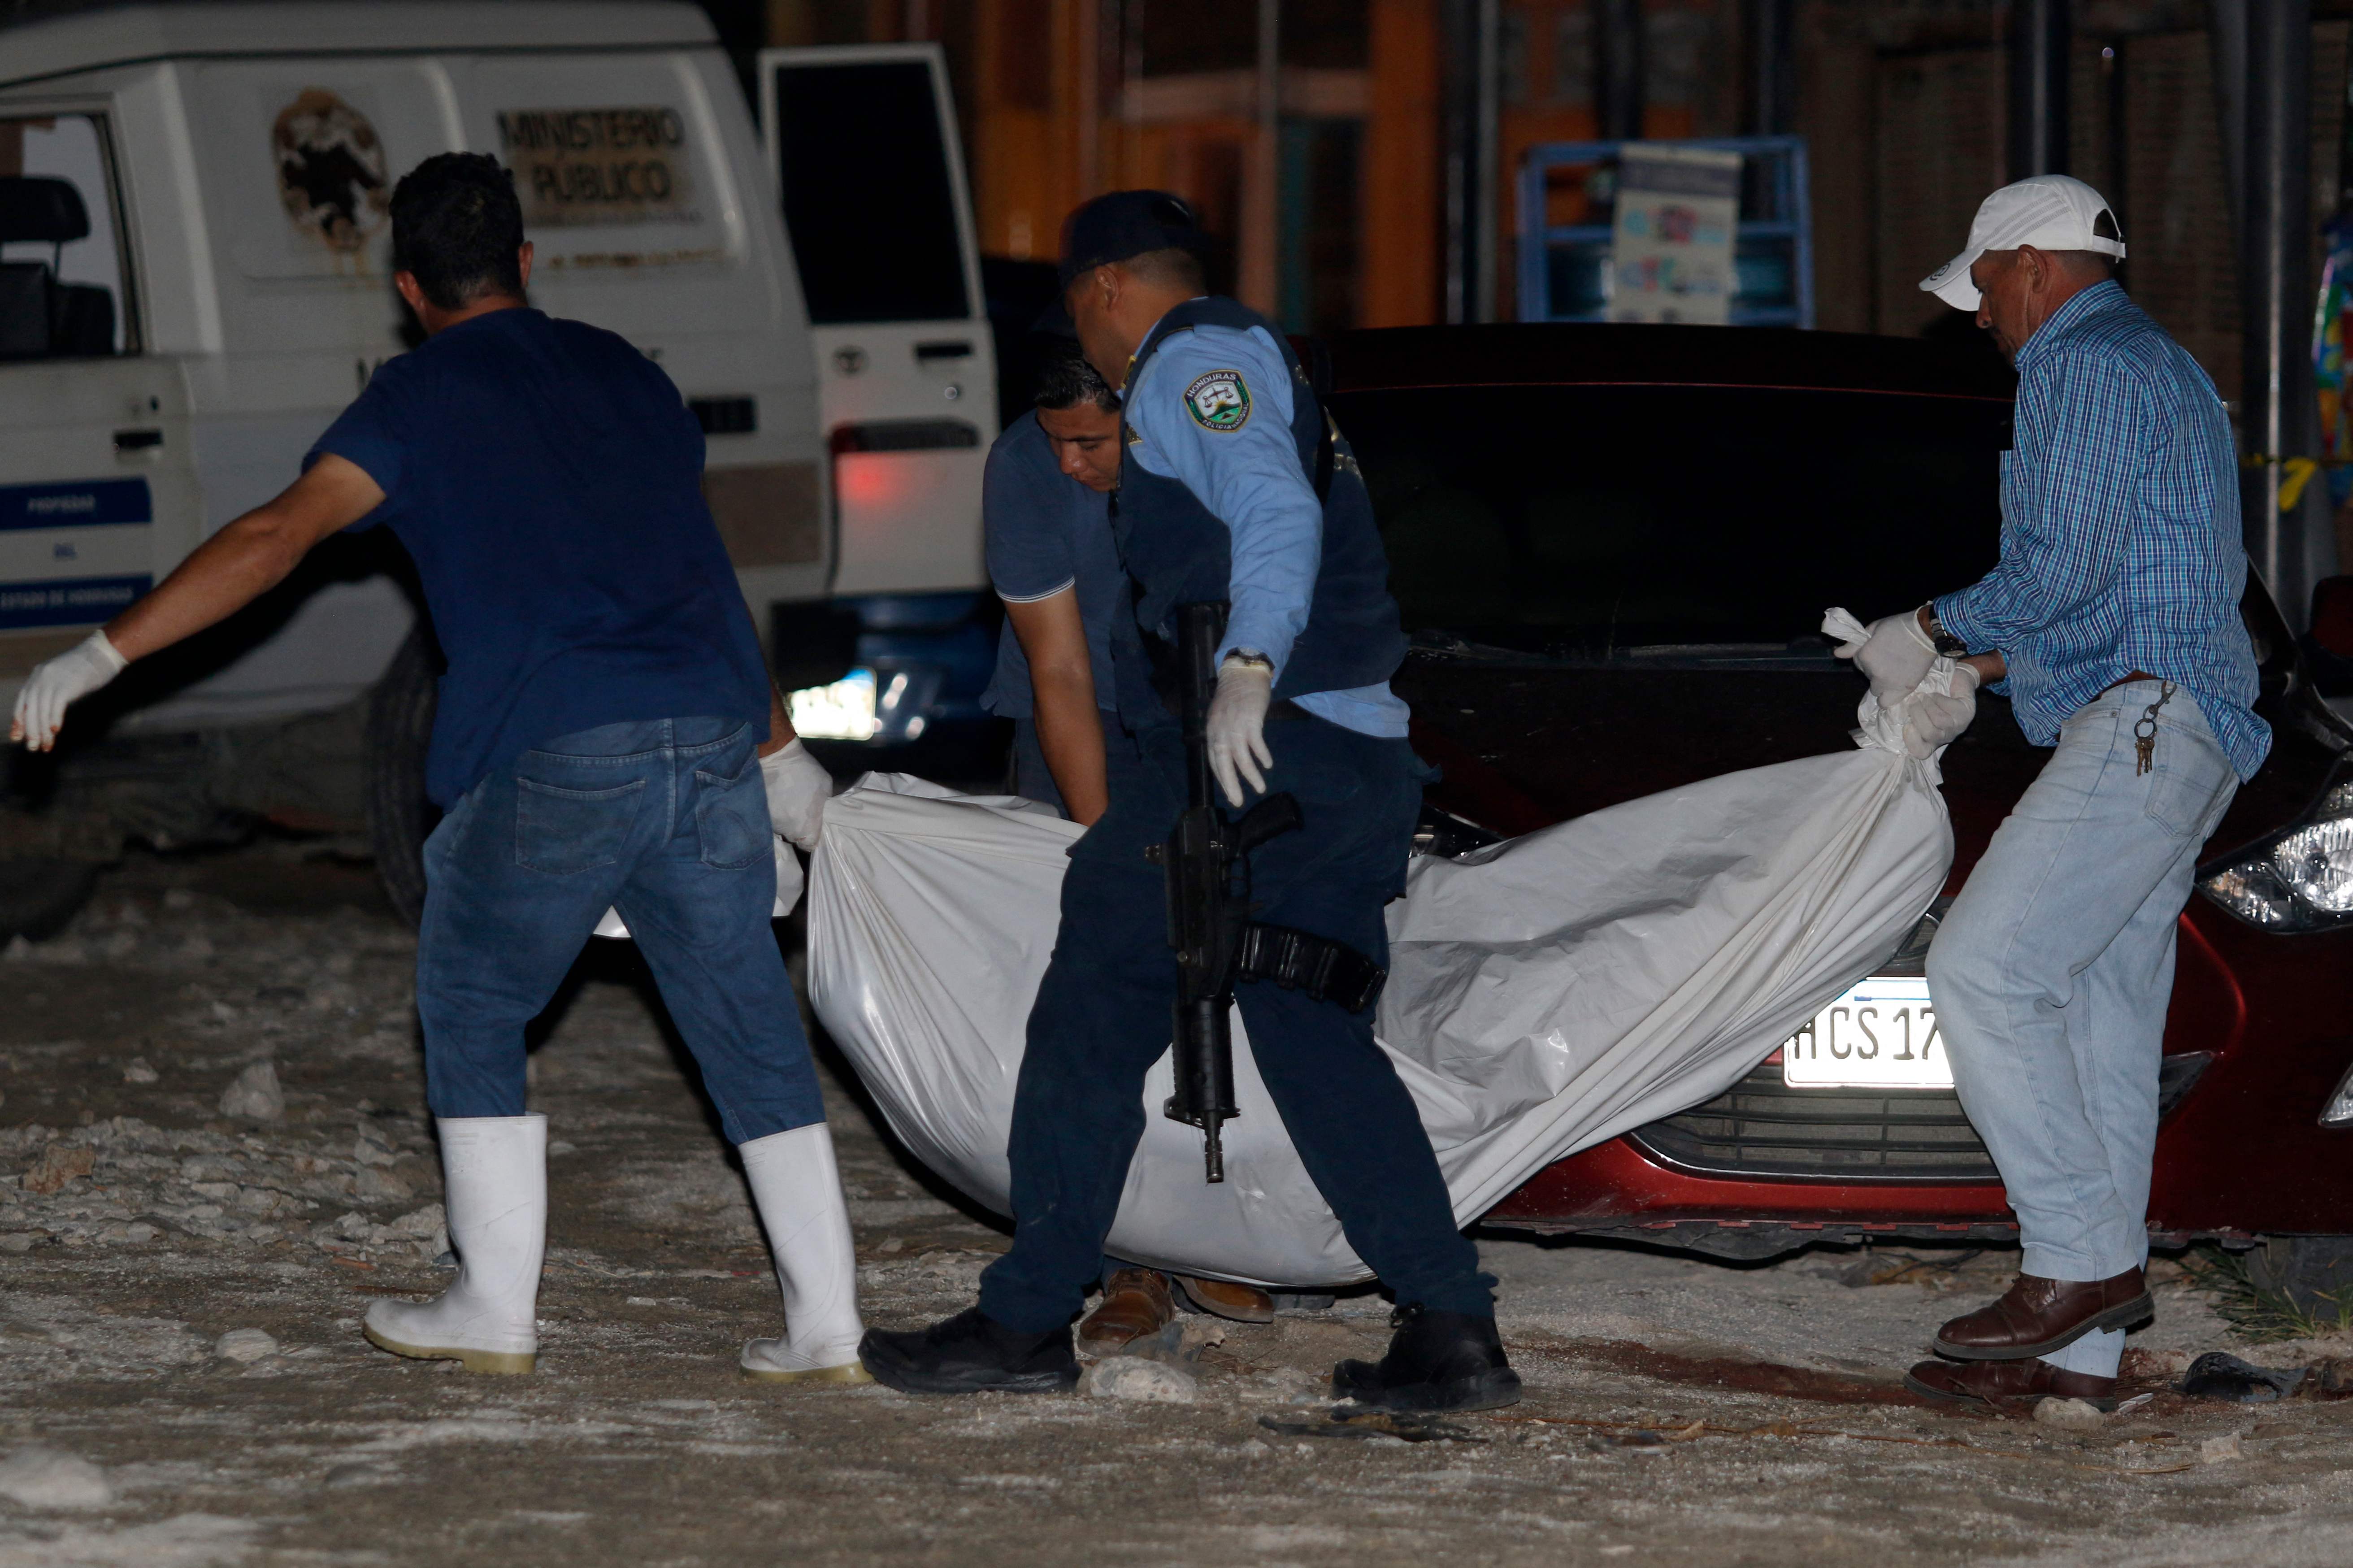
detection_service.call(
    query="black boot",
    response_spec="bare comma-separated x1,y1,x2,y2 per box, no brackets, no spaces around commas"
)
1332,1305,1522,1412
859,1307,1079,1395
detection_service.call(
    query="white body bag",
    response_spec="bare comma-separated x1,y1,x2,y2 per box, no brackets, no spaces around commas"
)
807,734,1952,1288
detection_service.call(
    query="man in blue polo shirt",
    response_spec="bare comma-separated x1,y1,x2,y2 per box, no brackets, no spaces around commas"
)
10,153,865,1386
982,342,1124,824
983,340,1287,1344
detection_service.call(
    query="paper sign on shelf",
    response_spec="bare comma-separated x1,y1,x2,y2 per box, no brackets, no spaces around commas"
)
1610,145,1743,325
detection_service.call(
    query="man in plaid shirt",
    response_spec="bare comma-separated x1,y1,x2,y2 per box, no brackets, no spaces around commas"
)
1834,175,2267,1412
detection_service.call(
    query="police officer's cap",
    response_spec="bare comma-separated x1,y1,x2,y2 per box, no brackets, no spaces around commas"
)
1057,190,1211,289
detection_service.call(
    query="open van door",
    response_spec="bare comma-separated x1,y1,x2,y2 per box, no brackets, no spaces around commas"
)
759,44,994,609
0,107,200,704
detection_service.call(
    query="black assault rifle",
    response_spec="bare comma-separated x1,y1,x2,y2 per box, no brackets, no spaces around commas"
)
1149,601,1388,1182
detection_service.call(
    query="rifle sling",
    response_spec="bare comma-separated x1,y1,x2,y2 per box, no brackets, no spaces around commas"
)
1232,922,1386,1014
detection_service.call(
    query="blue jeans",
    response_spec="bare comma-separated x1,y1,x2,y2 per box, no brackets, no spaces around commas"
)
977,712,1491,1334
416,716,826,1145
1928,680,2237,1377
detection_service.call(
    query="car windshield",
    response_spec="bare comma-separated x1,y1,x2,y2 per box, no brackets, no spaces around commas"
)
1330,383,2008,656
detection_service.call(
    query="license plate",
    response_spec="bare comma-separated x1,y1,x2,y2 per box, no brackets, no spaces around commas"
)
787,667,879,742
1780,977,1951,1089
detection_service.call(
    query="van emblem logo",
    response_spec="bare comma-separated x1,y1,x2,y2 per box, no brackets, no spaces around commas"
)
1183,370,1251,433
272,90,390,252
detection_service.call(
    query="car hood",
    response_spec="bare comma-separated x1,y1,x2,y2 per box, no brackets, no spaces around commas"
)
1399,645,2349,895
1401,650,2108,890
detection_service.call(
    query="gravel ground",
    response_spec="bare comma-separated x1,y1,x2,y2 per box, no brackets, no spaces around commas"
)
3,840,2351,1566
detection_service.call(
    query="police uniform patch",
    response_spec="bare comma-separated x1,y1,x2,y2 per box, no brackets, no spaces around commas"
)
1183,370,1251,432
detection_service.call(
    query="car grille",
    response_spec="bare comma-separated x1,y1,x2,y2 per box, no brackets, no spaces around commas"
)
1627,1063,1999,1183
1622,890,2214,1186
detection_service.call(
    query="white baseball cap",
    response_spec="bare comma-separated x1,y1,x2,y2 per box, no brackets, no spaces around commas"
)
1919,175,2127,311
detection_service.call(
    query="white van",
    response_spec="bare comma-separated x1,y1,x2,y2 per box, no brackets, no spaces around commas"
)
0,3,997,923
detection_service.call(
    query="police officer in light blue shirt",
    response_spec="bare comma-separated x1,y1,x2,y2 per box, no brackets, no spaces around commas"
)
1113,288,1412,747
862,192,1519,1412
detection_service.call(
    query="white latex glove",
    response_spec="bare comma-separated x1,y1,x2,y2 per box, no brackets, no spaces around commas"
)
12,629,126,751
760,738,832,851
592,834,806,939
1825,606,1938,708
1206,658,1274,809
1900,660,1980,760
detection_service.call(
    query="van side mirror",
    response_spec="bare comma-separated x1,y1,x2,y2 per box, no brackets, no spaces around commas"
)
2313,577,2353,659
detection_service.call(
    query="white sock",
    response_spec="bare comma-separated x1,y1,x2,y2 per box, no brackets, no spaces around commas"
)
2045,1326,2124,1379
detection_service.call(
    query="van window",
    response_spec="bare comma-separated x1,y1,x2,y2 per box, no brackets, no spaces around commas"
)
771,59,969,324
0,115,128,360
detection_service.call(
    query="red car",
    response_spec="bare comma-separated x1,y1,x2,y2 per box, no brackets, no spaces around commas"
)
1323,322,2353,1304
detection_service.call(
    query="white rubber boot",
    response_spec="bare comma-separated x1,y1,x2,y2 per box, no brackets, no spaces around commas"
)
364,1114,546,1375
738,1122,871,1385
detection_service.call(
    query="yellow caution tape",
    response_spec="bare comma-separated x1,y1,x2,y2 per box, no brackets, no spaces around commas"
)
2240,454,2330,511
2281,456,2319,512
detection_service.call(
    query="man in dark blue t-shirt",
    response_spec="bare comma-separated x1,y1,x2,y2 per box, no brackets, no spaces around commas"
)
9,154,867,1388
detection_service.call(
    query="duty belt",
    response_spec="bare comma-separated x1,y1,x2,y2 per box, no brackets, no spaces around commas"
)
1233,921,1387,1013
1138,620,1311,722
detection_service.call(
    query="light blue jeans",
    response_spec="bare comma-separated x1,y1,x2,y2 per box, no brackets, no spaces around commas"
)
1927,679,2237,1377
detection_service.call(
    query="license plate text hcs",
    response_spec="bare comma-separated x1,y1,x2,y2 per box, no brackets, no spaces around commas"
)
1780,977,1951,1089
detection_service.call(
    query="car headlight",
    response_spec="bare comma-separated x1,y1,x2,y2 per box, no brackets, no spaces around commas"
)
2319,1060,2353,1129
2200,777,2353,932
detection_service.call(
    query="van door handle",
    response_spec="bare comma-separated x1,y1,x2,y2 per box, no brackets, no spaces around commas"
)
113,429,163,453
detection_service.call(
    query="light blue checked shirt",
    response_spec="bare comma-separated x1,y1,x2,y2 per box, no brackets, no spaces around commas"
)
1933,281,2270,781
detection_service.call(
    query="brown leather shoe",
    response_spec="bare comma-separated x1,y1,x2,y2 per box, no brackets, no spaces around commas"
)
1904,1356,2119,1411
1931,1268,2153,1361
1077,1268,1174,1352
1172,1275,1276,1324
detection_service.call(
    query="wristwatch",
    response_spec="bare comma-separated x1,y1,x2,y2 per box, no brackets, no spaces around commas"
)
1920,607,1969,659
1223,649,1274,673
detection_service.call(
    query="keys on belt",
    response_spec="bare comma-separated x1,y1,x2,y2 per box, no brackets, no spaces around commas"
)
2133,682,2176,777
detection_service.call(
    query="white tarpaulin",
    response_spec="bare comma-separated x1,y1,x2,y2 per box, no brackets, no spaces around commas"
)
807,738,1953,1288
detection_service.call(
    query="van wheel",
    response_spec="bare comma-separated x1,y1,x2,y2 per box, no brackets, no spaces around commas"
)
2246,1234,2353,1320
366,628,439,928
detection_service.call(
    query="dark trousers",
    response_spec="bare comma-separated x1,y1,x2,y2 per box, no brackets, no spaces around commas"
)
977,712,1491,1333
1007,708,1123,817
416,716,826,1145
